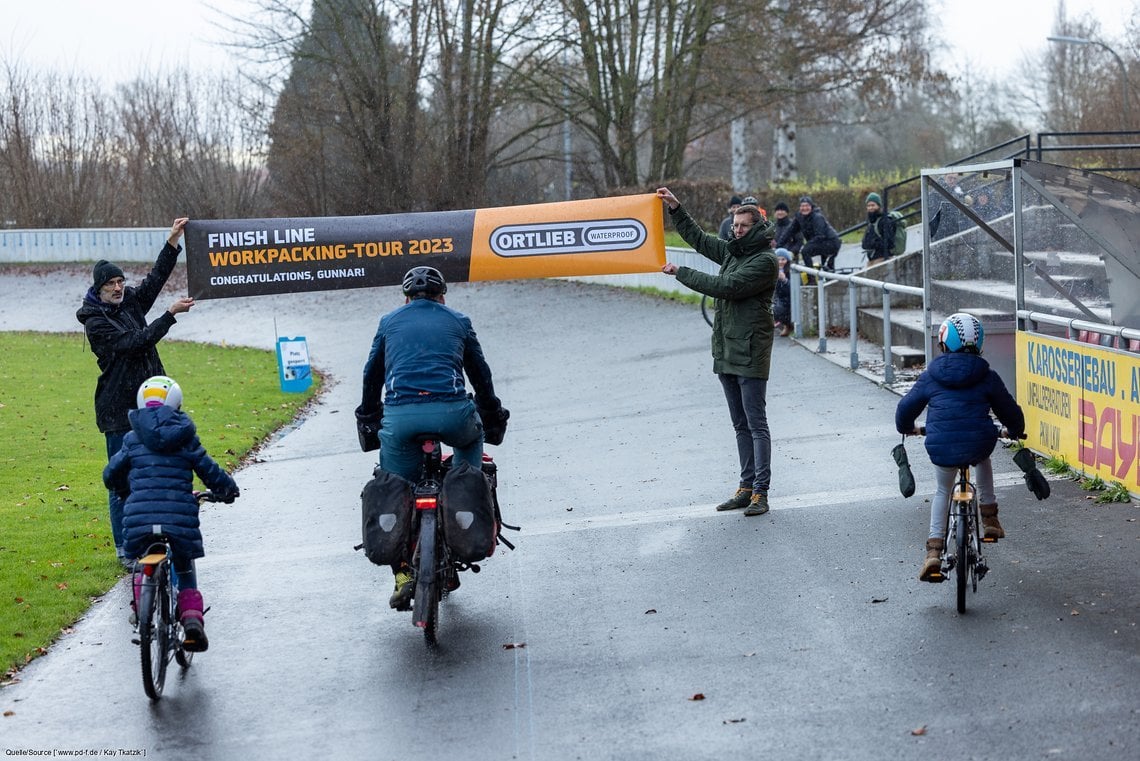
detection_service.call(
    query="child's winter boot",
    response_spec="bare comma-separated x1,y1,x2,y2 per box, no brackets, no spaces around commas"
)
919,538,944,583
979,503,1004,541
178,588,209,652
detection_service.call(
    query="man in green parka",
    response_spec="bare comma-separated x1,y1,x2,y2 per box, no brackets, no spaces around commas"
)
657,187,779,516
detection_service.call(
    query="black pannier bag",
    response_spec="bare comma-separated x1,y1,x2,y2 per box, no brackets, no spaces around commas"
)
439,460,499,563
361,466,415,566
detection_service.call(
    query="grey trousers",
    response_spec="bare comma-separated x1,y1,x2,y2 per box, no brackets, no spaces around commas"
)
718,374,771,493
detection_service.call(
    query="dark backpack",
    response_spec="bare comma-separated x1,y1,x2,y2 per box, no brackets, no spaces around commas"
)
360,467,415,566
439,460,499,563
875,210,908,257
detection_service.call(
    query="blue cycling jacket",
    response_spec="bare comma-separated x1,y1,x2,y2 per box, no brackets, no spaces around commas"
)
360,298,498,412
895,352,1025,467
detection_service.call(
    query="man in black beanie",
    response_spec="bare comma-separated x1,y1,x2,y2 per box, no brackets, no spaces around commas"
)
76,217,195,566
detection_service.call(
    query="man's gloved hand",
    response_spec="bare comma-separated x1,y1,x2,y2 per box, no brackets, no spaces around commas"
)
222,486,240,504
479,405,510,446
355,404,382,452
1012,447,1050,500
891,442,915,498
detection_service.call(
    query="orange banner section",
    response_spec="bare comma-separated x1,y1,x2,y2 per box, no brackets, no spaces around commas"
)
468,194,665,281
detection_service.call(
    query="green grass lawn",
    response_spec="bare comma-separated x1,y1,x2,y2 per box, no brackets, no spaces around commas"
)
0,332,321,678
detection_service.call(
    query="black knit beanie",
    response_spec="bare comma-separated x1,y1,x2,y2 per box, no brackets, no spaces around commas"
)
92,260,125,290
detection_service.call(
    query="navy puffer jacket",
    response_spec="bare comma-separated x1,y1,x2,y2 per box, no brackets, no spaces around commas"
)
104,405,238,559
895,352,1025,467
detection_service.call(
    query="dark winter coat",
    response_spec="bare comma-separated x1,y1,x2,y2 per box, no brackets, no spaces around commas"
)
670,205,778,379
75,243,181,433
773,216,802,255
777,205,841,258
895,352,1025,468
862,210,897,261
772,261,792,326
104,405,238,560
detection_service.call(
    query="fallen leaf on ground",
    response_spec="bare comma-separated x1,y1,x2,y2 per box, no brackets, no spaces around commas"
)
644,609,657,614
911,725,927,736
503,642,526,650
723,718,745,724
55,485,70,491
871,597,889,603
689,693,706,701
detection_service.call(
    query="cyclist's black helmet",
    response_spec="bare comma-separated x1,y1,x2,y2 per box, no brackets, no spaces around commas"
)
402,266,448,298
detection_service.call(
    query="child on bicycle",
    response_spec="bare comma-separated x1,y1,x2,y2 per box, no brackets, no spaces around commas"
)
104,375,239,651
895,313,1025,582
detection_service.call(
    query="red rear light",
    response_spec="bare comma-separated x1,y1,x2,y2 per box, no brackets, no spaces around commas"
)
142,565,156,577
415,496,437,510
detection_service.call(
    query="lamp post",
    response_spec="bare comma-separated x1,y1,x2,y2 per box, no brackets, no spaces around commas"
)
1048,35,1131,127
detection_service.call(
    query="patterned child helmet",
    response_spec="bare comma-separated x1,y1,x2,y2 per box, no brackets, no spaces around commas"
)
402,266,448,298
137,375,183,410
939,312,984,354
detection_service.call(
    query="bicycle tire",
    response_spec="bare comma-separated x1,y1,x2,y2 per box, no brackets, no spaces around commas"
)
413,510,441,645
700,295,714,327
955,509,969,614
139,567,170,700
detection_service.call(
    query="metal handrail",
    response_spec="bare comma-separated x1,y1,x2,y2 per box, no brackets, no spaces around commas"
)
1018,310,1140,342
788,262,927,384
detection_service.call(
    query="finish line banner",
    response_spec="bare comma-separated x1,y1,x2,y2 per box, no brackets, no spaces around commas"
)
184,194,665,300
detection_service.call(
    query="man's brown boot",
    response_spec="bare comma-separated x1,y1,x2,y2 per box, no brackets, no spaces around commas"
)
980,503,1004,541
716,487,752,512
919,538,944,582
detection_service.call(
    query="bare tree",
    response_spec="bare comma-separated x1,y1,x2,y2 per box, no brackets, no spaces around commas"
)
117,71,267,222
0,64,122,227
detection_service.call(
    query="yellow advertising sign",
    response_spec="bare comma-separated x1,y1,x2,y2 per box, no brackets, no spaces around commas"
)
184,194,666,300
1017,332,1140,491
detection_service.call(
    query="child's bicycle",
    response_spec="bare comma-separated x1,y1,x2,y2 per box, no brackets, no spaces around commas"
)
938,460,990,614
911,426,1022,614
130,491,220,700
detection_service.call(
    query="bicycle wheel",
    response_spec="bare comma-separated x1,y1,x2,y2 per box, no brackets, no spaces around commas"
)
139,567,170,699
700,295,714,327
955,509,969,614
413,511,441,645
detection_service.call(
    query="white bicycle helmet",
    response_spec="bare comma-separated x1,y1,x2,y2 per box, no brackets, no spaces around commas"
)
939,312,984,354
137,375,183,410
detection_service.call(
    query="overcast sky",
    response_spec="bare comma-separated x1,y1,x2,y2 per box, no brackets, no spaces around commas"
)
0,0,1133,86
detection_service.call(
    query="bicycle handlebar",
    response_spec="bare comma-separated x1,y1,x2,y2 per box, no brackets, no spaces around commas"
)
905,424,1024,440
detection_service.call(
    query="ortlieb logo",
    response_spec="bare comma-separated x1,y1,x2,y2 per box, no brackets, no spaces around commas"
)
489,219,647,257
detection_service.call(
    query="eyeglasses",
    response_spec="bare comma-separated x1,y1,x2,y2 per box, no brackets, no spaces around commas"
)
101,278,126,290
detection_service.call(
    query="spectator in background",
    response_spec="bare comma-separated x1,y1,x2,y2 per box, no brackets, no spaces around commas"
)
861,192,896,263
76,218,195,567
719,194,744,240
772,248,794,337
772,201,802,260
777,196,841,271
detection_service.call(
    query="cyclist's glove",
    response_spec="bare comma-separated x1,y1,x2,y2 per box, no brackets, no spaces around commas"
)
222,486,240,504
355,404,382,452
891,440,915,498
479,404,510,446
1012,448,1050,500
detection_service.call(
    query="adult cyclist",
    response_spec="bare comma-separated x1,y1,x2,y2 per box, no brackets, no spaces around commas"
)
356,266,509,608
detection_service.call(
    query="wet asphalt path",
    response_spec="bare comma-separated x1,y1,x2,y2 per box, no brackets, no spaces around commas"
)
1,269,1138,760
